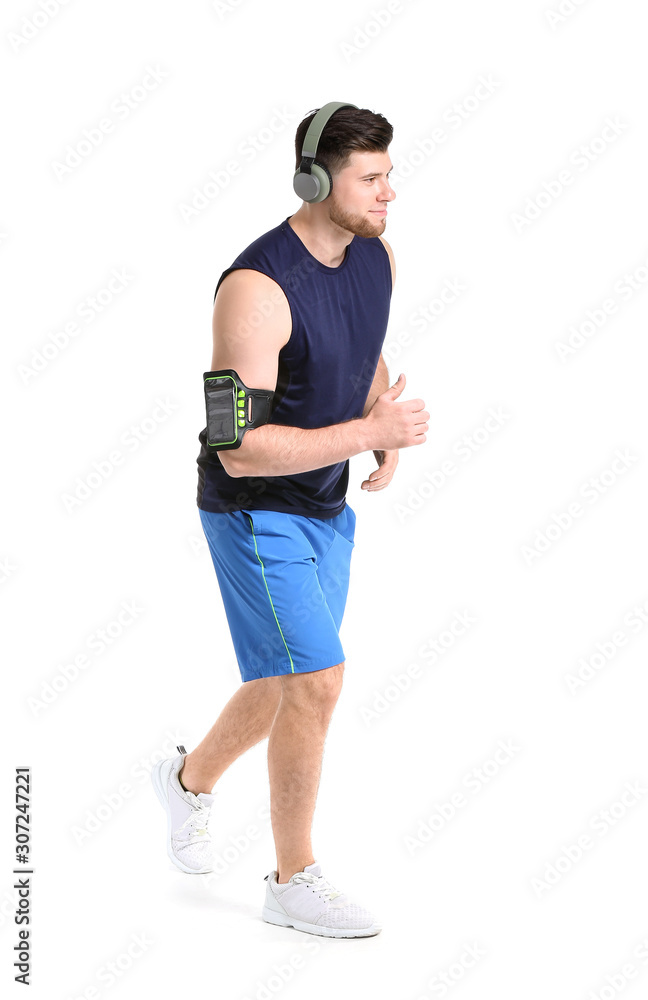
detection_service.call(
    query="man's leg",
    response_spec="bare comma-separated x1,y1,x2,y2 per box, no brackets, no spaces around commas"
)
268,662,344,883
262,659,381,937
180,675,282,794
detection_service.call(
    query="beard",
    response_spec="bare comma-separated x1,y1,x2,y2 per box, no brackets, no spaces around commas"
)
327,193,386,238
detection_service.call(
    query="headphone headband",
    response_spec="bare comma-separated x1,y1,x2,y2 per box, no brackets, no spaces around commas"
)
300,101,358,160
293,101,359,203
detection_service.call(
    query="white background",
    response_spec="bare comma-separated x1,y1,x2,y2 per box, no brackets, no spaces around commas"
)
2,0,648,997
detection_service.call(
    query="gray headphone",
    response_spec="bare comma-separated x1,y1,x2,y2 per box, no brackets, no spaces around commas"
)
293,101,359,203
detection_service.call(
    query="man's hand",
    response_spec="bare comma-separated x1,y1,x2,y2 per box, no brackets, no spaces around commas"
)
361,449,399,491
363,373,428,451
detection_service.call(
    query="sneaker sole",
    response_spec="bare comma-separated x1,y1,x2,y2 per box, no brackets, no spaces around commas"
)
262,905,381,938
150,758,213,875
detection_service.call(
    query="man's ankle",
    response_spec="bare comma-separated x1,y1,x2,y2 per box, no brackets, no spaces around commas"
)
276,859,315,884
178,762,208,796
177,763,191,793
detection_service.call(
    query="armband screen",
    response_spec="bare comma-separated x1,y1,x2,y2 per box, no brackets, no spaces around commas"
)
205,379,237,446
203,369,274,450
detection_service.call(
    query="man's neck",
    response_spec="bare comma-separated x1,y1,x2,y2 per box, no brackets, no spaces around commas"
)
287,209,353,268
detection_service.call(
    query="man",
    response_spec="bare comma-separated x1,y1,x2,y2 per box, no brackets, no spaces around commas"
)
152,103,428,938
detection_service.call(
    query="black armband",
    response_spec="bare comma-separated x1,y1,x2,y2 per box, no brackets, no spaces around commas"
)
204,369,274,450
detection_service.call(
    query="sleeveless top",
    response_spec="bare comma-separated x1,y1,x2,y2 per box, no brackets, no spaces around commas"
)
196,215,392,518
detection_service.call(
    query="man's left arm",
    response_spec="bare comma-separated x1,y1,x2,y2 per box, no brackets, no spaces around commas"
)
360,352,400,491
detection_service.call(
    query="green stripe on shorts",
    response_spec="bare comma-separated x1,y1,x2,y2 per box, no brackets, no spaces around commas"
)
245,513,295,673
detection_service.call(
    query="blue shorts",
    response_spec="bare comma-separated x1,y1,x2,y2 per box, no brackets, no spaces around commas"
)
199,505,356,682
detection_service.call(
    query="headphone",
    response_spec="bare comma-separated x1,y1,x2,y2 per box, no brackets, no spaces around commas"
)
293,101,359,203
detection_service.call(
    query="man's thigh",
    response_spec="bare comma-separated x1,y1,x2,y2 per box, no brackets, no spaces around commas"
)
312,505,356,631
199,508,354,683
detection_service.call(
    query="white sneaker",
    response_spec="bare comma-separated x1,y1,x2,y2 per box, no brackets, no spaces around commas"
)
262,861,382,938
151,745,215,874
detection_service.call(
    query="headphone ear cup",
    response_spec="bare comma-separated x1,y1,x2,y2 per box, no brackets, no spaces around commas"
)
293,161,333,203
308,161,332,202
293,168,317,202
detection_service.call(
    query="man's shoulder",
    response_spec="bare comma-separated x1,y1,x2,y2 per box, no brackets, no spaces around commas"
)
376,234,393,257
233,218,289,261
376,235,395,290
214,219,290,302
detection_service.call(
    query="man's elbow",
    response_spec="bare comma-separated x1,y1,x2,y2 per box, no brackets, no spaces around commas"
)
218,426,269,477
218,449,249,478
218,429,263,476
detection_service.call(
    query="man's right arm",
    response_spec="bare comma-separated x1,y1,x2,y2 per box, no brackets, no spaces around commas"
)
210,269,428,479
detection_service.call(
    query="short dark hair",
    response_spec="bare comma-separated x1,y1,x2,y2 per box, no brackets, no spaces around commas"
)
294,105,393,176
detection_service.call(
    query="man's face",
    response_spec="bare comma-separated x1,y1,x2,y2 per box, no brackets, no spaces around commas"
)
326,150,395,238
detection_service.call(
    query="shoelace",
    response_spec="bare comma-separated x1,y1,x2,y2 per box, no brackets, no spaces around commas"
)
289,872,343,901
177,797,212,840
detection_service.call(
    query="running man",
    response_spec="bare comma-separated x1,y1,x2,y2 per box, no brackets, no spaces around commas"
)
152,103,428,938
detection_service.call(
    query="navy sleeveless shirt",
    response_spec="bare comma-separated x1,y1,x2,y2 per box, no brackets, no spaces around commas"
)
196,216,392,518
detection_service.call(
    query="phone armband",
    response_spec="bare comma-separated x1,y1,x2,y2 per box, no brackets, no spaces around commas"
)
204,369,274,450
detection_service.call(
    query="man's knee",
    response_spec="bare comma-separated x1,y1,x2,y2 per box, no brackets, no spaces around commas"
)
319,661,345,703
281,661,345,716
